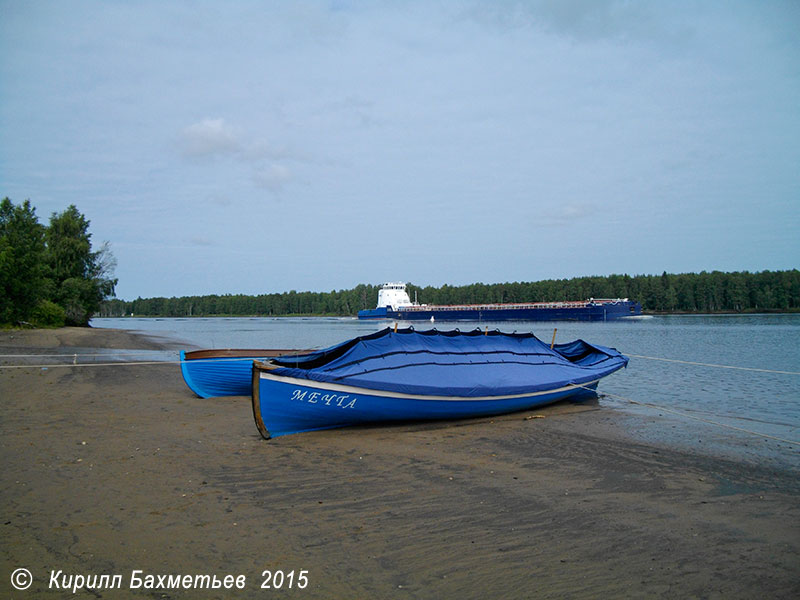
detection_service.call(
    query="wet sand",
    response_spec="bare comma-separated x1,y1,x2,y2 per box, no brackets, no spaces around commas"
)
1,327,798,598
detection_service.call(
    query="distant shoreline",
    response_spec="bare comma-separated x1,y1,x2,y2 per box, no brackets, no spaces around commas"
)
100,270,800,318
90,308,800,320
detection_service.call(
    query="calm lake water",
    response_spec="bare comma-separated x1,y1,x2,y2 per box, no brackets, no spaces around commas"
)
91,314,800,468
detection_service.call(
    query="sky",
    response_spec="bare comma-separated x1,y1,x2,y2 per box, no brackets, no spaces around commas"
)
1,0,798,300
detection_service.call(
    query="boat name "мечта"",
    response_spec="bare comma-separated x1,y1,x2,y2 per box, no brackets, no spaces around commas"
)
290,389,357,409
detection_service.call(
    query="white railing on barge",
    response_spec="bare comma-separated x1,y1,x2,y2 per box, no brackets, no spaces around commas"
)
396,298,630,313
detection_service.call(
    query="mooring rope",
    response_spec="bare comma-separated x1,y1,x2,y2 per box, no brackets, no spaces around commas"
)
0,359,184,369
1,348,797,445
0,354,279,369
578,384,799,446
0,351,176,358
627,353,800,376
2,350,797,374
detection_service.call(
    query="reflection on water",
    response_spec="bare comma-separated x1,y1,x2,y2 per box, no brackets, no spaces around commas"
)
92,314,800,467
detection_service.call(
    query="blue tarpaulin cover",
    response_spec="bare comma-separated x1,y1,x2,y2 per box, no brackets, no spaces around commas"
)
269,327,628,397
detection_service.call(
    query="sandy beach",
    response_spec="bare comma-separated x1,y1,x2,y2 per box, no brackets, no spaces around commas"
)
1,327,798,599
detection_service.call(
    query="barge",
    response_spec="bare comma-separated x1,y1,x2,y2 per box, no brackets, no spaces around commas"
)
357,282,641,321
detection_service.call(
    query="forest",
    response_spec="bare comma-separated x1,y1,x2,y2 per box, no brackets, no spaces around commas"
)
100,270,799,318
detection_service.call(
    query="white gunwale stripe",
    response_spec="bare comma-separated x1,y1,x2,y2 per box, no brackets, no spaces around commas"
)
258,371,600,402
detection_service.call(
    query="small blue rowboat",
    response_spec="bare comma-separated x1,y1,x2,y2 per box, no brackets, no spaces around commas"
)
251,327,629,438
180,348,307,398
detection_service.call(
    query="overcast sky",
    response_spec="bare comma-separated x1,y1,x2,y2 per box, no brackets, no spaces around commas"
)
1,0,798,300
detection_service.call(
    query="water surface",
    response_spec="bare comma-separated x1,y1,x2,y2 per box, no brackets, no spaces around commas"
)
92,314,800,468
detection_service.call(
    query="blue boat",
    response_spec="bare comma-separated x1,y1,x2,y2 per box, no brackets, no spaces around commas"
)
180,348,306,398
251,327,629,439
357,282,642,321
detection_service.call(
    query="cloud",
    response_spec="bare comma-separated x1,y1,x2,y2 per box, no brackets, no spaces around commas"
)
179,118,242,158
466,0,692,47
186,236,215,247
538,203,596,226
207,193,234,207
179,118,294,192
253,164,292,192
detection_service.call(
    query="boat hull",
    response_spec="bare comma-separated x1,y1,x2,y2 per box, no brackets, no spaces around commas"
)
252,370,599,439
358,301,641,321
180,349,305,398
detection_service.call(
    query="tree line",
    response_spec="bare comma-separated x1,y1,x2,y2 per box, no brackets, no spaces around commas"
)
1,198,117,327
100,270,799,318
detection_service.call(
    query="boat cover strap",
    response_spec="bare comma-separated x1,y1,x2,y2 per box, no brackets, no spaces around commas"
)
269,328,628,397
